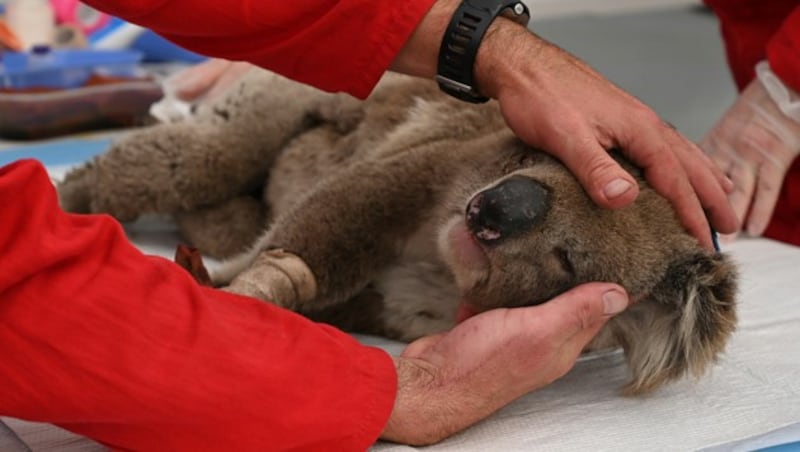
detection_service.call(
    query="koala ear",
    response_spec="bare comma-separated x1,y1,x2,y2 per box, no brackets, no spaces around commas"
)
611,251,738,395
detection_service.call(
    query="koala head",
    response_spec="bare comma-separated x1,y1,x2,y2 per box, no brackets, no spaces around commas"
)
437,141,738,393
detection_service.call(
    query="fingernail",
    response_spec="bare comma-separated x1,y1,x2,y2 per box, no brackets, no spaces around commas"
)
602,289,628,315
603,179,633,199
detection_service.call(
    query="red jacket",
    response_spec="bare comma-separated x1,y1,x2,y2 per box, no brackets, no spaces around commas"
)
3,2,440,449
705,0,800,245
0,159,397,450
82,0,437,99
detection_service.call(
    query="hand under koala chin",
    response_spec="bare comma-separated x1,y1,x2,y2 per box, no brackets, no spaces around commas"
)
58,70,738,395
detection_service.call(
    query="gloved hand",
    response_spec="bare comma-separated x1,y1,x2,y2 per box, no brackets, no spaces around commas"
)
701,62,800,239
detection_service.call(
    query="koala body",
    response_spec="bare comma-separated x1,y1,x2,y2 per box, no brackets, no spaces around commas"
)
59,70,737,394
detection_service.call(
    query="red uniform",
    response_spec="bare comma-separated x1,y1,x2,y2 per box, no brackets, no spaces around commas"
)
82,0,438,99
3,1,798,450
1,2,442,449
705,0,800,245
0,160,397,450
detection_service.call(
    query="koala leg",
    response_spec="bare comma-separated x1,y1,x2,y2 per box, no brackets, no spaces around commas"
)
174,196,268,260
57,122,275,222
221,151,460,311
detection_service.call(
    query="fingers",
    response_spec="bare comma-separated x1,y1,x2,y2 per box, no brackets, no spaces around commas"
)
511,283,628,382
552,128,640,210
726,152,757,228
675,137,740,239
571,105,738,249
699,78,800,239
198,62,254,104
624,124,730,249
747,162,784,235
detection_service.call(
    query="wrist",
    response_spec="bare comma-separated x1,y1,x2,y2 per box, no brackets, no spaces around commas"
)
756,60,800,124
380,357,443,446
434,1,530,103
473,15,542,100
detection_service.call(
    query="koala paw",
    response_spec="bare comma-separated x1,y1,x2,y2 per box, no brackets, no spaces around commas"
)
57,162,95,213
224,249,317,309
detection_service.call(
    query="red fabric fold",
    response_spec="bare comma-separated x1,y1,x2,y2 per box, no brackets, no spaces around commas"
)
82,0,437,99
0,159,397,451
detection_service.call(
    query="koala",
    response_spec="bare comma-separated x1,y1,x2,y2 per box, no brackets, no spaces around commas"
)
58,69,738,395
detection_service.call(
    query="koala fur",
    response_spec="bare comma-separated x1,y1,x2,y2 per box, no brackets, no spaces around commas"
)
58,69,738,395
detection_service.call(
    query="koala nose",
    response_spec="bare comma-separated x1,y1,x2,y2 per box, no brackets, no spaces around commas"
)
466,175,550,244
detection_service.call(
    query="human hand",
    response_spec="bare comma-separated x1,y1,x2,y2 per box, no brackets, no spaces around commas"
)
392,0,738,250
165,58,254,104
151,58,255,123
380,283,628,446
474,22,738,251
701,75,800,239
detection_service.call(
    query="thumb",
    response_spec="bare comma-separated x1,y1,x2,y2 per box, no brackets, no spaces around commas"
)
524,283,629,341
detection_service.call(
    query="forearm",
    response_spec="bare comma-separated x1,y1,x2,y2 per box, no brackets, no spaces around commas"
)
0,160,396,450
382,356,510,446
391,0,542,99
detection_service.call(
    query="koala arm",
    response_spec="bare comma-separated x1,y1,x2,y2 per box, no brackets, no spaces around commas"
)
226,148,460,310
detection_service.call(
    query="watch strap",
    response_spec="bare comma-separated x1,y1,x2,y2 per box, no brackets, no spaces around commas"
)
436,0,530,103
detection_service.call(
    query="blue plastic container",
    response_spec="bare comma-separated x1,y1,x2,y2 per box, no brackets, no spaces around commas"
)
0,47,144,89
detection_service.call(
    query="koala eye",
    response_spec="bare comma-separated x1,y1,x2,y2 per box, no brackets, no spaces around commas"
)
553,246,575,276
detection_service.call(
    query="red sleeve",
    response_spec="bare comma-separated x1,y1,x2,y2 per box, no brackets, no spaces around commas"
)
81,0,437,99
703,0,800,91
0,160,396,451
767,7,800,93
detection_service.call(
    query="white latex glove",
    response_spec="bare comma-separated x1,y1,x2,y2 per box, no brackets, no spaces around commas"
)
701,62,800,239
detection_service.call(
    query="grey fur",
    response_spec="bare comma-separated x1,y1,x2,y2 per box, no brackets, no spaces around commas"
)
58,70,738,394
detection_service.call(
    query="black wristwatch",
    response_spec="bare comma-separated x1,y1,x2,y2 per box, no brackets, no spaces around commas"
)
436,0,531,103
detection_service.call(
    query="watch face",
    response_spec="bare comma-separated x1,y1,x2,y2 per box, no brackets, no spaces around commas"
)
501,2,531,26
